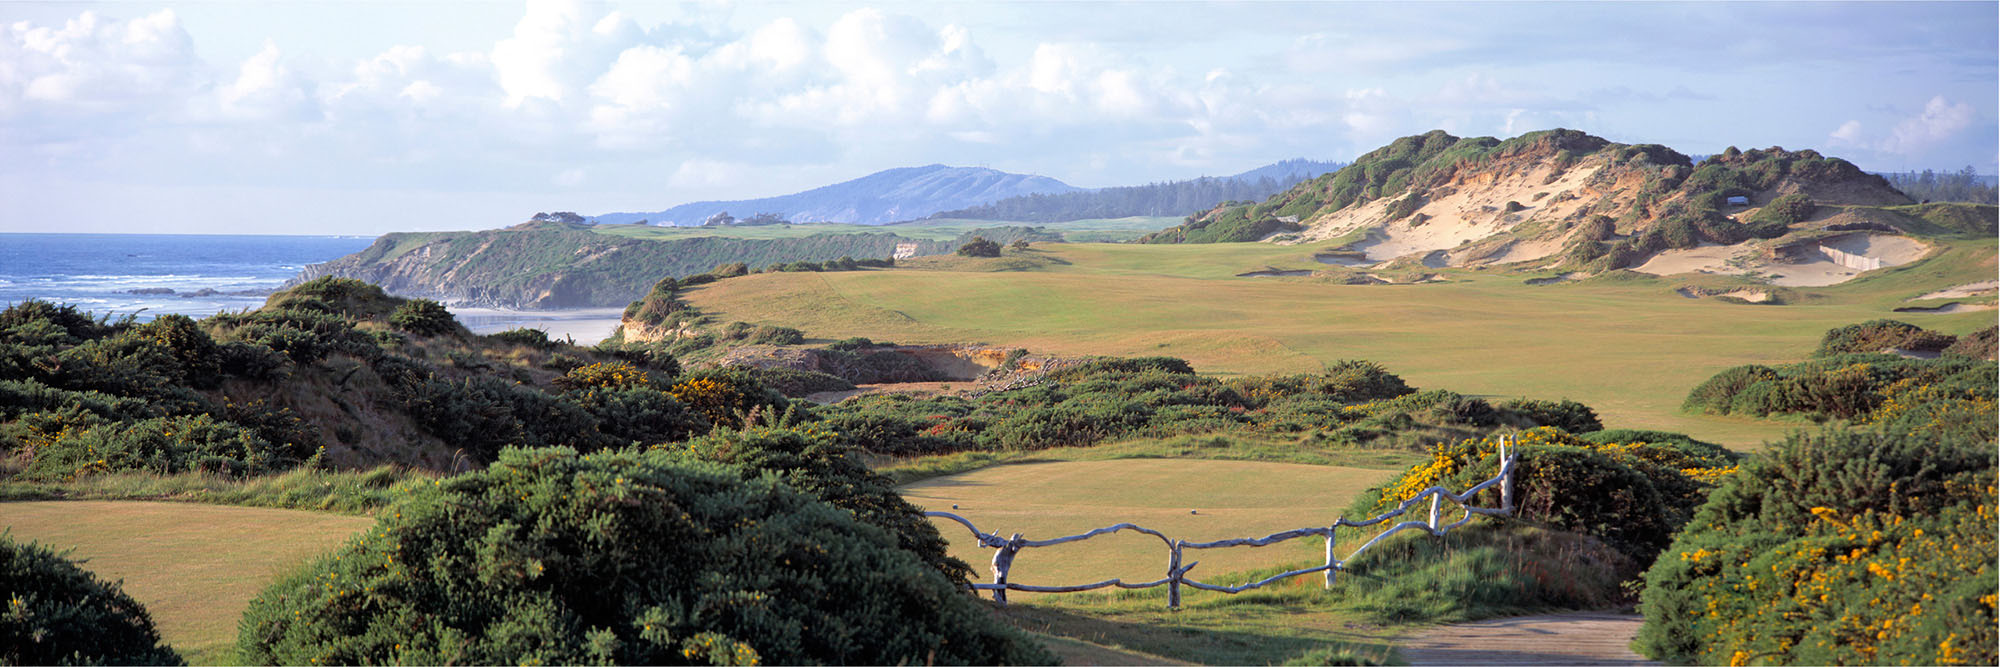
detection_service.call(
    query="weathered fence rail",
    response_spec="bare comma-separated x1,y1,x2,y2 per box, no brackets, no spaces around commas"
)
925,438,1517,609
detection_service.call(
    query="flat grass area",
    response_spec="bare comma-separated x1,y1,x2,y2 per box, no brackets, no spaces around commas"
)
905,459,1398,589
687,238,1997,449
1,501,375,665
898,449,1415,664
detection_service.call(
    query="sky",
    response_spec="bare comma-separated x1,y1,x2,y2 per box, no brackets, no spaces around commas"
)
1,1,1994,235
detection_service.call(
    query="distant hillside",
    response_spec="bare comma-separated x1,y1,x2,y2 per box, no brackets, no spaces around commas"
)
922,158,1345,223
294,221,1060,309
590,165,1079,226
1140,129,1961,279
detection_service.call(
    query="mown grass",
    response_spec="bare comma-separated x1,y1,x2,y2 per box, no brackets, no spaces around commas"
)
687,237,1996,449
1,501,377,665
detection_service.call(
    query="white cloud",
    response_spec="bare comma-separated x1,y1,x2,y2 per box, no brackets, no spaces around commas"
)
1882,96,1975,155
218,41,312,120
3,10,198,114
1828,119,1864,145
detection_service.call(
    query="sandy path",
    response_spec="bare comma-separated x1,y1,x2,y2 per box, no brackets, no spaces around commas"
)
1401,612,1656,665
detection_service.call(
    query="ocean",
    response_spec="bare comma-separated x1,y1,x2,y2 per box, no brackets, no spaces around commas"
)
0,233,377,320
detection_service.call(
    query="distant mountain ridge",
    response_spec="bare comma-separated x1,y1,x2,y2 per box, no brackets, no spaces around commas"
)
919,158,1348,223
590,165,1080,226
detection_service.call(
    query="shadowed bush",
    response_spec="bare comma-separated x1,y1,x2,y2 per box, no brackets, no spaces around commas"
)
236,447,1052,666
1,534,184,665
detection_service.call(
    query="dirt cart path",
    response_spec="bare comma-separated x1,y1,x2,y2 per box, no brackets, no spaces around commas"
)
1401,612,1656,665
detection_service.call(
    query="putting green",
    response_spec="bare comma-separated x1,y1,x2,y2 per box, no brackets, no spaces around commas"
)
902,459,1397,594
1,501,375,664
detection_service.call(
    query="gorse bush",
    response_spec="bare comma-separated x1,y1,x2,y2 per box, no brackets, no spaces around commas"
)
1352,427,1739,565
21,413,316,481
1684,352,1993,421
1,534,184,665
237,447,1052,665
387,299,457,337
1813,319,1955,357
656,427,973,587
1636,421,1997,665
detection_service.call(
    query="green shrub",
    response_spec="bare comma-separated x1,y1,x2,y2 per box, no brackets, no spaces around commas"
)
1749,192,1816,226
666,369,789,429
1356,428,1739,564
22,413,315,480
1636,424,1996,665
387,299,457,337
1496,398,1602,433
736,366,855,397
1941,324,1996,360
662,427,973,587
1814,319,1955,356
551,361,655,392
565,386,704,447
1,534,183,665
489,327,553,349
236,447,1051,665
956,236,1002,258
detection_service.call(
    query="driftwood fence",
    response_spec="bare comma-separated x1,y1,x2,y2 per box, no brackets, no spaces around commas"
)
925,438,1518,609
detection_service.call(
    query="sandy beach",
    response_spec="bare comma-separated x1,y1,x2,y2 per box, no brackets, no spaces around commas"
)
448,307,627,346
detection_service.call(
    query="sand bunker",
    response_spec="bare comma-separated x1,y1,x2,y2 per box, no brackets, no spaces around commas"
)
1632,243,1749,277
1677,287,1773,302
1314,253,1375,267
1238,270,1315,278
1911,280,1999,301
1526,273,1582,286
1634,233,1930,287
1765,234,1930,287
1892,302,1998,314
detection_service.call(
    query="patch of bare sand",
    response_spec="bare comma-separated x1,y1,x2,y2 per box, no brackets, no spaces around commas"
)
1295,163,1607,267
1766,234,1930,287
1631,242,1752,277
1911,280,1999,301
1478,237,1565,265
1893,302,1998,314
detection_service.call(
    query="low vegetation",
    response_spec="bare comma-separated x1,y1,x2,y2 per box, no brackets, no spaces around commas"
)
237,446,1051,665
1,533,184,665
1684,321,1997,422
1635,419,1996,665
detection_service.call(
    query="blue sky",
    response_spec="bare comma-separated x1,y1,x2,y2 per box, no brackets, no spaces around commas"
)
2,1,1994,235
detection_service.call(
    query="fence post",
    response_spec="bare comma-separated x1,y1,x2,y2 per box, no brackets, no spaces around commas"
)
1323,529,1337,588
1168,540,1184,610
1428,493,1441,533
1500,436,1514,514
991,533,1022,605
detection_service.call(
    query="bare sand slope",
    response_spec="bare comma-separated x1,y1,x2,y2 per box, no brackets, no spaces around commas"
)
1632,242,1750,277
1401,612,1656,665
1297,164,1606,266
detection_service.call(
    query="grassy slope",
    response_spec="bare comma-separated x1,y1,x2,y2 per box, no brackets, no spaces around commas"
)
686,239,1997,449
1,501,374,665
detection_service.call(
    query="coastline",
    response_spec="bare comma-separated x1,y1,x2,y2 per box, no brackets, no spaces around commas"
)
448,306,626,346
